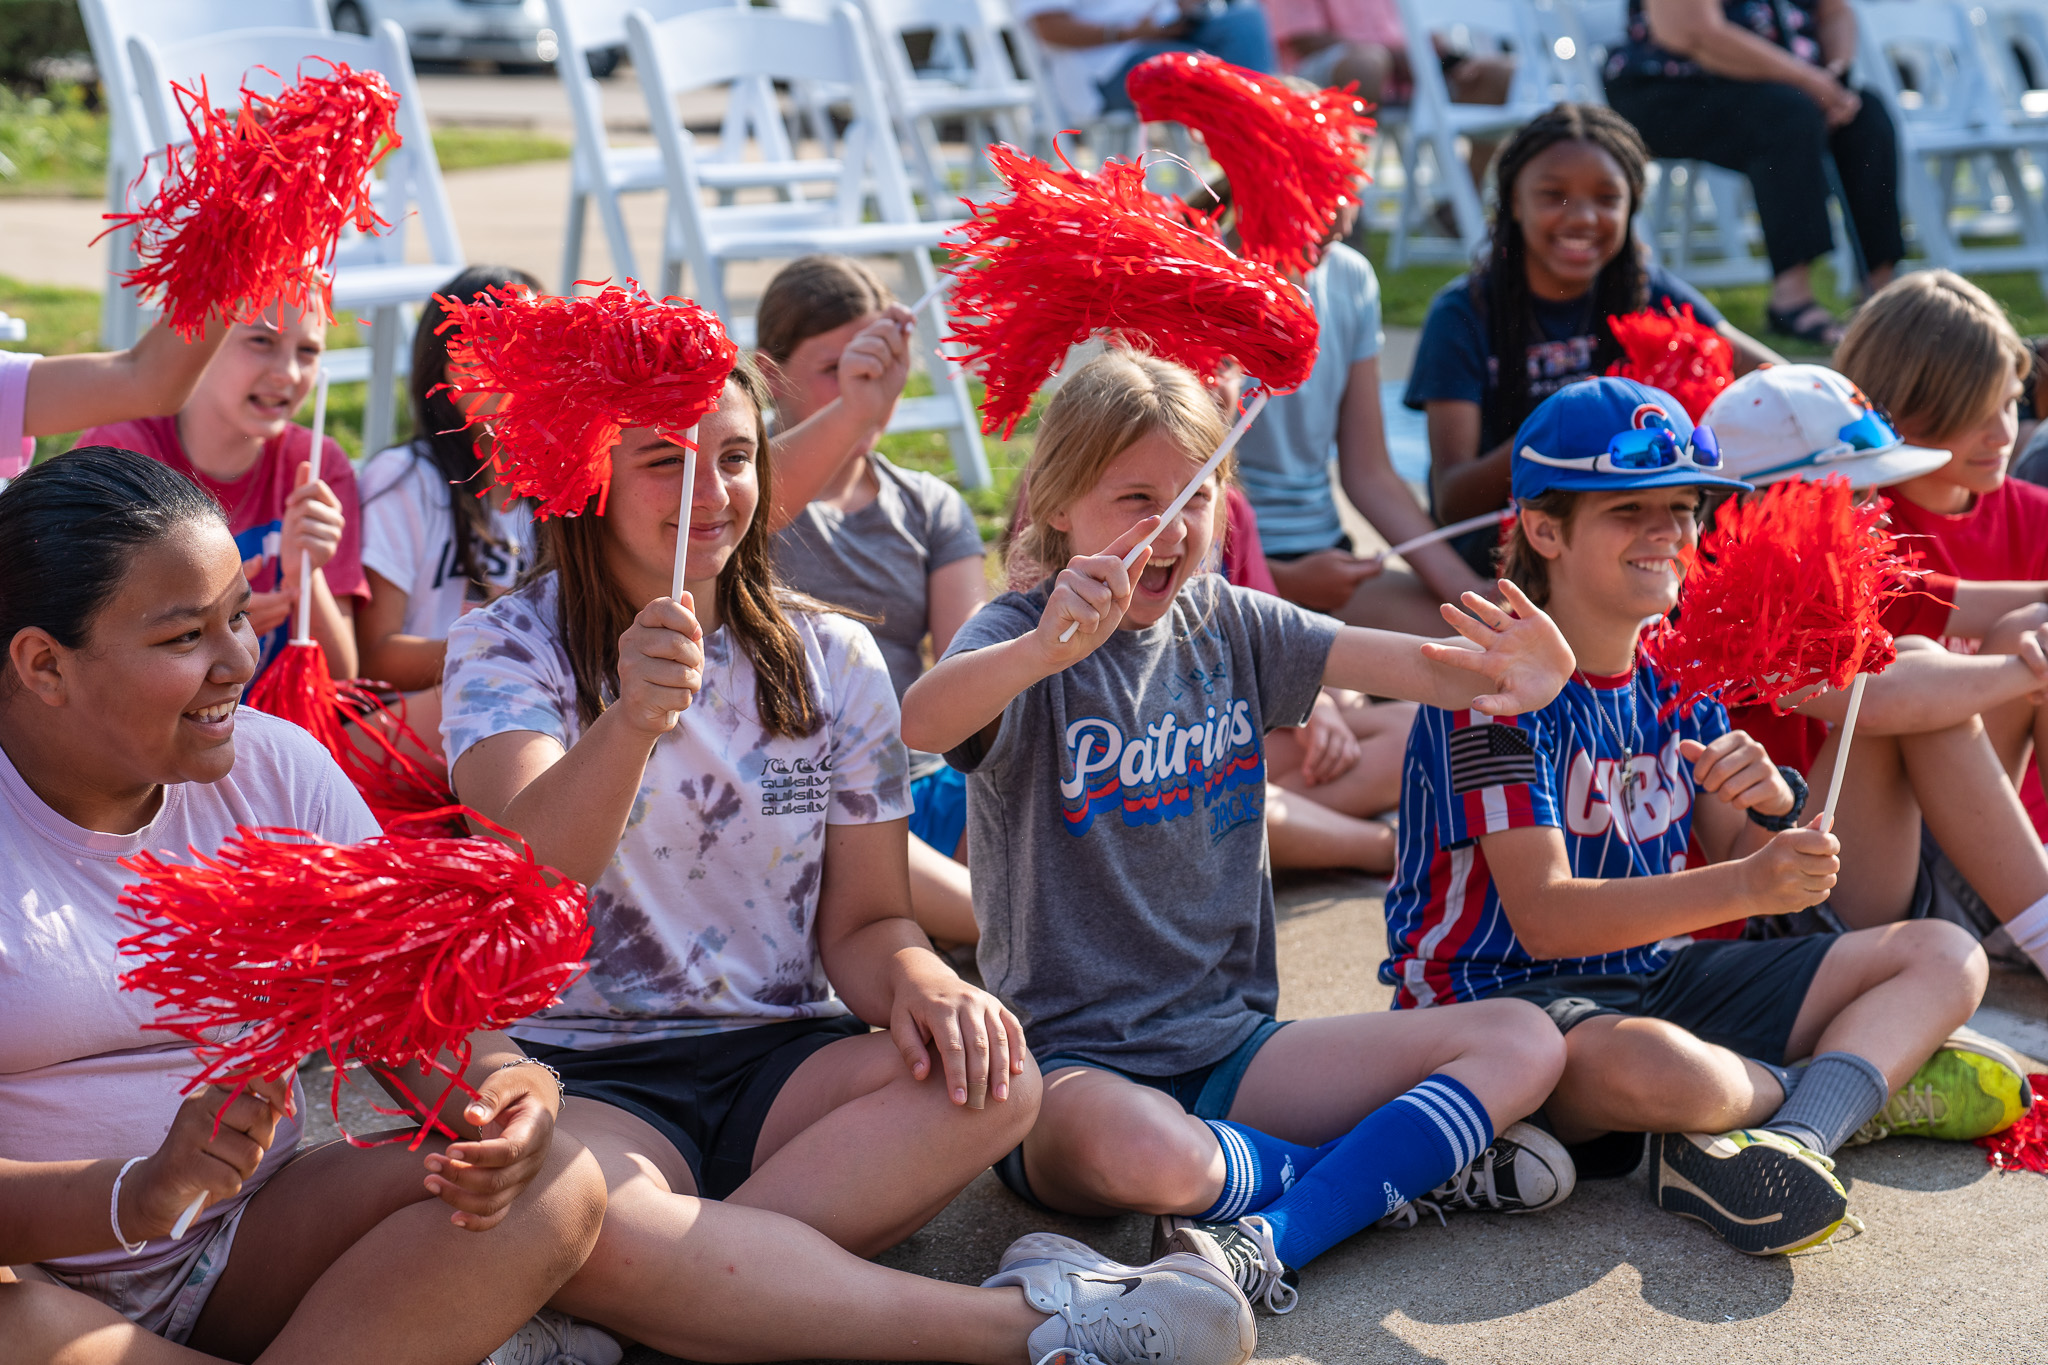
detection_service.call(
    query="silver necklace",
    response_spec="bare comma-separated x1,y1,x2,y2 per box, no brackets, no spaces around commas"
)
1579,663,1644,822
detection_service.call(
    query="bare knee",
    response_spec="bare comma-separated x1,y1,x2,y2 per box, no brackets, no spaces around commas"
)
1566,1020,1746,1121
1891,918,1989,1012
1454,998,1568,1075
517,1133,610,1280
1053,1111,1215,1214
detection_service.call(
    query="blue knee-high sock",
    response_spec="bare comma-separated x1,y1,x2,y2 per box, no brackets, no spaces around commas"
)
1196,1121,1334,1221
1258,1075,1494,1269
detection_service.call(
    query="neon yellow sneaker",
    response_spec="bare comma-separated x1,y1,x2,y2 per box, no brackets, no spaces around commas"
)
1653,1128,1849,1256
1846,1030,2034,1146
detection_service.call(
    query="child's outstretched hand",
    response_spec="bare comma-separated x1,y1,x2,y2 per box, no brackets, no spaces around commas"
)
1034,516,1159,666
1420,580,1574,715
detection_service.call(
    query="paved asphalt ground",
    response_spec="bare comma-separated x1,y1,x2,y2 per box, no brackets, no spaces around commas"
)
305,868,2048,1365
12,68,2048,1365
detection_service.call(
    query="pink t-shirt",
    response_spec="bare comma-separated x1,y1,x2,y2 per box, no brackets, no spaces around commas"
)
0,350,38,478
1262,0,1405,50
78,415,369,673
0,709,379,1276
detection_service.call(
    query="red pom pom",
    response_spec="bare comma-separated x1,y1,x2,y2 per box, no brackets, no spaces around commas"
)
1978,1075,2048,1173
117,814,592,1144
1126,51,1375,272
943,145,1319,437
435,281,737,519
1644,476,1908,715
97,60,403,340
246,641,457,832
1603,304,1734,422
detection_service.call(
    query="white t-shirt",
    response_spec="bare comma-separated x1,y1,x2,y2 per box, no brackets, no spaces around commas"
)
440,573,912,1049
1013,0,1176,119
1,348,39,478
358,444,535,642
0,710,380,1276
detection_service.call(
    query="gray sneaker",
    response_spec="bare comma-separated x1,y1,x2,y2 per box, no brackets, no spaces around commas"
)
984,1232,1256,1365
482,1309,622,1365
1377,1122,1577,1228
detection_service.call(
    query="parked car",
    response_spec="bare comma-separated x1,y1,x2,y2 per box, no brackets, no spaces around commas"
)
328,0,621,75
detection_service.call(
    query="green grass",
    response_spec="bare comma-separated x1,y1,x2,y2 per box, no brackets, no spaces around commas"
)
0,82,106,198
428,125,570,172
0,87,567,198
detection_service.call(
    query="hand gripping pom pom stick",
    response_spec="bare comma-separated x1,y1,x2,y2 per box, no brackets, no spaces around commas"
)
126,811,594,1240
246,371,457,831
1644,475,1912,833
1058,389,1269,642
1377,506,1516,564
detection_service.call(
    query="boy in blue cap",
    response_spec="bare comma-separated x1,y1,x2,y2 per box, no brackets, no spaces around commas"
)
1382,377,2004,1255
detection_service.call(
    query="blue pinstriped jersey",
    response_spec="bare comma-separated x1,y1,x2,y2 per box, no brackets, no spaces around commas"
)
1380,662,1731,1008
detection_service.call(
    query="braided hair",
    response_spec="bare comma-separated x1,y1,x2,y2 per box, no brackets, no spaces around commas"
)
1475,104,1651,445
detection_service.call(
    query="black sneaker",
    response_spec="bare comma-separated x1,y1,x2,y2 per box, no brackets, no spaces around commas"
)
1150,1213,1299,1315
1652,1129,1852,1256
1376,1121,1577,1228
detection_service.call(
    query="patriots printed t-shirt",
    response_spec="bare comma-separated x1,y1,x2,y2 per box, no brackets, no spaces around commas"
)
1382,660,1730,1009
944,573,1339,1074
441,573,911,1049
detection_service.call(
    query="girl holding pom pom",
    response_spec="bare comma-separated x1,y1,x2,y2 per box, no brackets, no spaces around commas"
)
1381,377,2009,1259
446,360,1263,1364
1405,103,1775,579
0,446,610,1365
754,255,985,949
899,349,1574,1314
81,306,367,683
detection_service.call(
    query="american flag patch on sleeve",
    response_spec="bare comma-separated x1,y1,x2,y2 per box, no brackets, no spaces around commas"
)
1447,723,1538,794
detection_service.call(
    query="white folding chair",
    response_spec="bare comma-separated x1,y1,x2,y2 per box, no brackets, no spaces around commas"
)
127,22,466,454
1388,0,1563,269
78,0,331,349
626,1,990,488
855,0,1040,215
1855,0,2048,294
549,0,852,291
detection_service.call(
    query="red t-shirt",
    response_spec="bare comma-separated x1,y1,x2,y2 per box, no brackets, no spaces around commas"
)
78,415,368,673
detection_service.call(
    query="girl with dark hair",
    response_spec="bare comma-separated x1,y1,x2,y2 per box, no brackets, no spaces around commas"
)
441,363,1260,1362
80,306,366,683
0,445,610,1365
1403,102,1776,577
757,255,986,947
355,265,543,697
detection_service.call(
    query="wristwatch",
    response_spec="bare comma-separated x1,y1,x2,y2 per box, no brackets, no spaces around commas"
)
1746,765,1809,833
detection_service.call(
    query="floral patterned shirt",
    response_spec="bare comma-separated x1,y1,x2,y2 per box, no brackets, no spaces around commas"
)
1606,0,1823,82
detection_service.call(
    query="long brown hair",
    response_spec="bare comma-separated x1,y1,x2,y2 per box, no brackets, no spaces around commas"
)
535,357,824,738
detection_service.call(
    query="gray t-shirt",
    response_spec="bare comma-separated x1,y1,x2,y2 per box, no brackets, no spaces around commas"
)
1233,242,1384,556
944,574,1340,1074
774,453,985,700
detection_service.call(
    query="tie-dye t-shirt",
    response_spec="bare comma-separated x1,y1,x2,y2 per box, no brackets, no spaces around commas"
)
441,572,912,1049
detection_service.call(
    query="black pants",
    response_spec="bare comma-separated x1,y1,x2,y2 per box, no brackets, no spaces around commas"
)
1608,73,1905,277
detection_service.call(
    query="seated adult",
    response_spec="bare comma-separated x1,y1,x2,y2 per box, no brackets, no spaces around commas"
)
1604,0,1902,348
1015,0,1278,122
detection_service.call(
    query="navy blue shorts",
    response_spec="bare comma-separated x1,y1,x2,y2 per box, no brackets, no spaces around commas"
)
1489,936,1836,1067
909,765,968,858
993,1017,1289,1208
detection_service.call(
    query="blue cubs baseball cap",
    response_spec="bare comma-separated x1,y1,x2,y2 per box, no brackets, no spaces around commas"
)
1511,377,1755,502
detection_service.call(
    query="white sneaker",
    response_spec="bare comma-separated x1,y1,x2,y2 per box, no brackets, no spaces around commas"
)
984,1231,1256,1365
481,1309,623,1365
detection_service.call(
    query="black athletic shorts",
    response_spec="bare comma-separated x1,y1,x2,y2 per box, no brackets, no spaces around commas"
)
524,1014,869,1198
1488,936,1837,1067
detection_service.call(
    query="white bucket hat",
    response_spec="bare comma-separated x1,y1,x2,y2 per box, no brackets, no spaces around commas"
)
1702,364,1951,489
